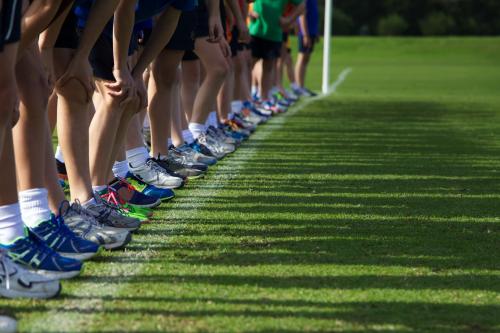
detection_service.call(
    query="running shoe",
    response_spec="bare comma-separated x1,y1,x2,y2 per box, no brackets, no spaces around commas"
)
302,87,318,97
244,100,271,120
169,147,209,172
142,126,151,148
206,127,239,151
196,133,231,159
1,231,82,280
0,315,17,333
63,202,132,250
100,189,153,223
30,214,99,261
207,126,239,146
189,141,218,160
285,89,299,102
0,249,61,299
129,159,185,189
153,154,205,180
176,144,217,166
125,172,175,202
252,101,274,117
110,178,161,209
84,195,142,231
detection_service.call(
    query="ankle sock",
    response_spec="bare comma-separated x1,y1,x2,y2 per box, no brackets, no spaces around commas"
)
182,129,194,144
0,203,26,244
206,112,218,128
112,160,129,179
18,188,52,228
92,185,107,194
55,145,65,163
82,197,97,209
126,146,150,167
188,123,206,139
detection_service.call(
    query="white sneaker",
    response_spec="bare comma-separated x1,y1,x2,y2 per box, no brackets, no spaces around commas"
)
0,316,17,333
0,250,61,299
129,159,184,189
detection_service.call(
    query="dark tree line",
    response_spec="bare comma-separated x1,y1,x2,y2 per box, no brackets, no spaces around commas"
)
319,0,500,36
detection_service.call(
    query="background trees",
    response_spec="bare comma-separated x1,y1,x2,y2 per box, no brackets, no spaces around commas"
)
321,0,500,36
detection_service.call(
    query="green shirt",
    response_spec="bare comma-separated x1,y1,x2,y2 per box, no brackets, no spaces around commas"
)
249,0,303,42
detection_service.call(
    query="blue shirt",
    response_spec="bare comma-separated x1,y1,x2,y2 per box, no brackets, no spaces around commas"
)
298,0,319,37
75,0,197,30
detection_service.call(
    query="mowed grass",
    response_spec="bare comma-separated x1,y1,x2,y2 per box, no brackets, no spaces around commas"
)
2,37,500,332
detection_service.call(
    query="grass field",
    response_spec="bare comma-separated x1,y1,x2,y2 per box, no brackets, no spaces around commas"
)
2,37,500,332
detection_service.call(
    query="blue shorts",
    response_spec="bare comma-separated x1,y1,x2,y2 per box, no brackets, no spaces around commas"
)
298,35,317,54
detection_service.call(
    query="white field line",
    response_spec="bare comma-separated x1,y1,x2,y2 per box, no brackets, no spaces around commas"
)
28,68,352,332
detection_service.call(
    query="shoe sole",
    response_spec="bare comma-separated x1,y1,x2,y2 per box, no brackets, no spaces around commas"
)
0,283,61,299
102,232,132,251
59,250,99,261
129,198,162,209
33,268,82,280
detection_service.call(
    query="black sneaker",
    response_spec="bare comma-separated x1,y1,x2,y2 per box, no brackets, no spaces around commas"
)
153,155,205,180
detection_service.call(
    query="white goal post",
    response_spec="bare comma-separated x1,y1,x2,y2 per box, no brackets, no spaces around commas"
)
322,0,333,94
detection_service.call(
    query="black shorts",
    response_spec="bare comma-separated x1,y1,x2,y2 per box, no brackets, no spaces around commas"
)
166,11,196,51
229,27,239,58
182,50,198,61
193,1,226,39
0,0,22,52
298,35,317,54
54,11,80,49
89,32,139,81
250,36,282,60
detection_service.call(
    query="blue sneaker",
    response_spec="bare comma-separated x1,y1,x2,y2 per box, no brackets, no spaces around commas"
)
1,230,82,280
124,172,175,202
31,213,100,261
110,178,161,208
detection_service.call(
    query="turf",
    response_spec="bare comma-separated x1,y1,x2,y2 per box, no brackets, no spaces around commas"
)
2,37,500,332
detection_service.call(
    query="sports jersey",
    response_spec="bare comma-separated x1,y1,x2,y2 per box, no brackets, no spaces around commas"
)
298,0,319,37
249,0,303,42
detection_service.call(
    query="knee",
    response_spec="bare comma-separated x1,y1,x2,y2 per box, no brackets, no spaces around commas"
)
209,61,229,80
56,78,90,106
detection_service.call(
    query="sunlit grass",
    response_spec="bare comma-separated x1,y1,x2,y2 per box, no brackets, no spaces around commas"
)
2,37,500,332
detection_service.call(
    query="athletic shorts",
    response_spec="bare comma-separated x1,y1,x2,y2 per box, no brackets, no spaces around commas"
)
182,49,198,61
228,27,239,58
55,11,80,49
250,36,282,60
89,32,139,81
298,35,317,54
0,0,22,52
166,10,196,51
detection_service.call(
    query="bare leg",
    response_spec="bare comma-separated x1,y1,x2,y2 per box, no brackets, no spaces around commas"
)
259,58,275,101
13,46,50,192
191,38,229,124
217,57,234,122
149,49,184,156
295,52,311,88
171,68,184,147
233,51,251,101
181,59,200,122
89,79,139,187
0,43,19,206
54,48,95,202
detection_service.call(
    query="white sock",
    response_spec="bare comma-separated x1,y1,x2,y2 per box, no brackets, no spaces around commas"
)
82,197,97,209
143,115,150,128
167,138,172,148
0,203,26,244
55,145,64,163
182,129,194,144
92,185,107,194
18,188,52,228
231,100,243,114
126,146,150,167
112,160,129,179
207,111,218,128
291,82,301,90
189,122,206,139
251,85,258,96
